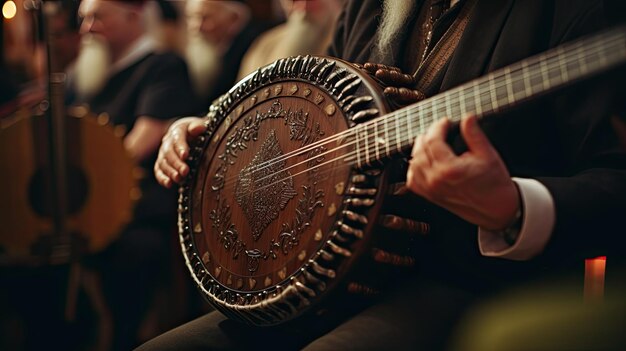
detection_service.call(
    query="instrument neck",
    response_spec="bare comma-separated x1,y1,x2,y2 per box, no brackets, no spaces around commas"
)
351,27,626,168
42,0,71,254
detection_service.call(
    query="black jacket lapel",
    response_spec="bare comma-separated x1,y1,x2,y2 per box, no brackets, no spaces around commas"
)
440,0,515,90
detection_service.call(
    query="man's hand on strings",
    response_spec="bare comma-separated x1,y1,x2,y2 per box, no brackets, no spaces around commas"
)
154,117,207,188
406,115,521,231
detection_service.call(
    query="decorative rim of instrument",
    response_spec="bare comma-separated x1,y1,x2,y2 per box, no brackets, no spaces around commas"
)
179,55,391,326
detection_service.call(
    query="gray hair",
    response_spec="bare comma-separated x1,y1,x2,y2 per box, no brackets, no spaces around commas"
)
372,0,417,63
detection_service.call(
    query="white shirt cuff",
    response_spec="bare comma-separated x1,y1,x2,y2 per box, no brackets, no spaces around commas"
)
478,178,556,261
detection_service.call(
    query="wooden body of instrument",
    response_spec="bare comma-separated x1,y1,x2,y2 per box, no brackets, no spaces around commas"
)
181,27,626,326
0,106,139,265
0,2,138,265
181,57,395,326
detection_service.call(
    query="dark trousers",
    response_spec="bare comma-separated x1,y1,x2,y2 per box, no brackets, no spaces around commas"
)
136,278,478,351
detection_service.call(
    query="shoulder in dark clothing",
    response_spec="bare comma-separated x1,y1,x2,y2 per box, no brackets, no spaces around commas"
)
200,20,277,111
84,51,198,128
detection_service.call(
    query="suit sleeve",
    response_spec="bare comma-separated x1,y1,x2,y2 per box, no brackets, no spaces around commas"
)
533,0,626,262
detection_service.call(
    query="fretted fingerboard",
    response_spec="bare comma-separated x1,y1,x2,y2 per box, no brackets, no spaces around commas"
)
348,26,626,168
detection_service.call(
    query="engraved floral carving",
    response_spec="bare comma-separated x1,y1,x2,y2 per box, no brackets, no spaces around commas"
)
244,182,324,273
209,194,245,260
284,108,325,146
277,184,325,255
212,101,286,191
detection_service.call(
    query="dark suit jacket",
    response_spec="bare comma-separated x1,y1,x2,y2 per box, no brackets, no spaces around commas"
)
85,51,198,221
329,0,626,290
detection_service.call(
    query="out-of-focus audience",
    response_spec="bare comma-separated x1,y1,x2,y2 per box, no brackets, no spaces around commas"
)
151,0,186,53
70,0,198,349
1,0,348,349
184,0,272,110
237,0,343,80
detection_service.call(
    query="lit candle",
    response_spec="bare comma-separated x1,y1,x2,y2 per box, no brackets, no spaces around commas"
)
584,256,606,302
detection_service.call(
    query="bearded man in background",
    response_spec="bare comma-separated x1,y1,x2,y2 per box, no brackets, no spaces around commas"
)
236,0,344,80
71,0,198,349
184,0,271,111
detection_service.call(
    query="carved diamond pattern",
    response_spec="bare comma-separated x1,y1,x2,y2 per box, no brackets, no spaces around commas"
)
235,130,297,241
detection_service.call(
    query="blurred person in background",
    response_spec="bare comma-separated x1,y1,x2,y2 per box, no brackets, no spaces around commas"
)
152,0,186,53
237,0,344,80
184,0,272,110
70,0,198,349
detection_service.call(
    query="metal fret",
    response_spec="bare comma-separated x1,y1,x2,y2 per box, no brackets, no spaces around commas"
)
548,57,561,87
434,95,446,121
565,48,582,82
557,46,569,85
473,82,482,116
445,93,453,120
528,58,544,95
405,109,413,146
488,73,499,113
417,105,424,134
459,91,467,117
598,41,608,67
394,112,402,153
373,119,381,161
504,66,514,105
363,123,371,165
579,44,589,76
384,114,391,158
539,58,550,91
522,61,532,98
512,69,527,102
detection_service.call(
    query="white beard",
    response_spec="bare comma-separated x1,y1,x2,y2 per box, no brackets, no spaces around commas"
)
73,34,111,100
374,0,417,63
74,35,111,99
185,34,222,100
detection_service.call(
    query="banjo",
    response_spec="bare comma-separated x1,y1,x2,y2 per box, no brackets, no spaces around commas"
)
179,27,625,326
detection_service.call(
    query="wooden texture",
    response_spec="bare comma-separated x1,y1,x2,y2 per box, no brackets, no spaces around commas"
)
0,109,138,265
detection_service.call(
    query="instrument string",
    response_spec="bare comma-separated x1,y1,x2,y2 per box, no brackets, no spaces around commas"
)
211,31,624,194
242,30,624,184
219,32,624,192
